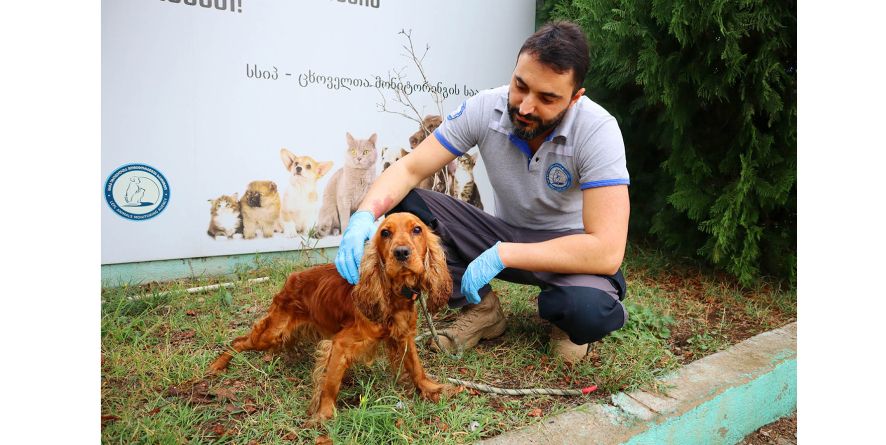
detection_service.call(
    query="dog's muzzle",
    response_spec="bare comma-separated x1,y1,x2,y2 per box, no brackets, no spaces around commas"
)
393,246,411,262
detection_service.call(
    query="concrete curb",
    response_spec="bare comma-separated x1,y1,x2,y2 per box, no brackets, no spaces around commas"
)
477,322,796,445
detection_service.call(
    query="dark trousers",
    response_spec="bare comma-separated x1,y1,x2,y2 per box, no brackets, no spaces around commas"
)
389,188,628,344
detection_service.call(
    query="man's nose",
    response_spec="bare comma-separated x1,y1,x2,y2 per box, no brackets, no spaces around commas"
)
519,97,535,116
393,246,411,262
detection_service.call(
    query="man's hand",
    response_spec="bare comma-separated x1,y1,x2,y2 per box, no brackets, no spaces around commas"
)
461,242,505,304
334,211,377,285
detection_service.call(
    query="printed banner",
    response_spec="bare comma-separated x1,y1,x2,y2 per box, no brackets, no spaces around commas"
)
102,0,535,264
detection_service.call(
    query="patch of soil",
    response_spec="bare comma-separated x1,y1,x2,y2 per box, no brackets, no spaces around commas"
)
632,266,795,364
170,329,196,346
738,412,797,445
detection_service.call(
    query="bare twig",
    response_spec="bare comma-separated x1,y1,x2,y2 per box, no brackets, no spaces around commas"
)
376,28,446,128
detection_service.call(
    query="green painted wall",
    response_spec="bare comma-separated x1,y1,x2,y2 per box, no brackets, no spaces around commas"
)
622,359,797,445
101,247,338,286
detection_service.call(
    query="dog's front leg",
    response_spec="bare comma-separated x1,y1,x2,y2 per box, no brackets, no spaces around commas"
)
390,334,444,402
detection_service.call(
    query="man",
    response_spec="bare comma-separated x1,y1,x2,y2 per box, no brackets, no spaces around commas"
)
335,21,630,363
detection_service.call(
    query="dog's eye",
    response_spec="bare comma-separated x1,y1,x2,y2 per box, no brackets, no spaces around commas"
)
380,229,392,238
412,226,422,235
306,164,312,170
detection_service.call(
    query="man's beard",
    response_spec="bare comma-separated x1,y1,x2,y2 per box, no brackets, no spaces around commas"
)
507,98,568,141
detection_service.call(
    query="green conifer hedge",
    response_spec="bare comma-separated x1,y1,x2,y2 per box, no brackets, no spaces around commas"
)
539,0,796,286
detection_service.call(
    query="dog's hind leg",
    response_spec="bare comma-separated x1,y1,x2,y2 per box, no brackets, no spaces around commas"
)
207,309,304,375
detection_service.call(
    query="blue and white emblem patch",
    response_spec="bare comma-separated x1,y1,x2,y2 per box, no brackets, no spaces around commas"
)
104,163,170,221
545,163,572,192
447,101,466,120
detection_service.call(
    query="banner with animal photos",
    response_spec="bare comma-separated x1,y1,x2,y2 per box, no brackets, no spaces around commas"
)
102,0,535,265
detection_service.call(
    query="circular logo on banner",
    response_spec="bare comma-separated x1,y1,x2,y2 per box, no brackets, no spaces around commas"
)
545,163,572,192
104,163,170,221
447,101,466,120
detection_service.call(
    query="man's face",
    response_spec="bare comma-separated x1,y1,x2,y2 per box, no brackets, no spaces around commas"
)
507,52,585,141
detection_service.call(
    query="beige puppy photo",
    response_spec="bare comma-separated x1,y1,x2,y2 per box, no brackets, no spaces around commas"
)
240,180,282,239
279,149,333,237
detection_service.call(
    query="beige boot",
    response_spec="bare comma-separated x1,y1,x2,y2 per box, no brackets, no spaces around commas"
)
432,291,507,353
550,326,590,364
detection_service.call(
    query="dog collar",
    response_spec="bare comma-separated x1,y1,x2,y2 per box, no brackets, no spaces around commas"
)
399,286,420,301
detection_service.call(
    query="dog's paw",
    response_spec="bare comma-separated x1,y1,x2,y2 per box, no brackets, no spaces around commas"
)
417,380,444,402
307,407,335,426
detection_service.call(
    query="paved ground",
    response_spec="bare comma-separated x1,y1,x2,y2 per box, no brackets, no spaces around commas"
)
478,323,797,445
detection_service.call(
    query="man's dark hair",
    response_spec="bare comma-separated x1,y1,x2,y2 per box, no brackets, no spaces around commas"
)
518,21,589,93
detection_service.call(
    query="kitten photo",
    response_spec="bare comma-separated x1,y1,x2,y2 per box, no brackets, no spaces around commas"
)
240,180,282,239
380,146,409,171
279,149,333,237
314,132,378,238
452,152,483,210
207,193,242,239
409,115,453,193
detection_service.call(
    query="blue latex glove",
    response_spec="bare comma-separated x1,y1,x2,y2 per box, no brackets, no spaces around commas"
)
335,211,377,285
461,241,505,304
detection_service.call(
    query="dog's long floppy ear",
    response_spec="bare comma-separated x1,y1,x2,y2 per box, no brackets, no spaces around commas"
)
421,228,452,313
280,148,296,171
351,236,390,324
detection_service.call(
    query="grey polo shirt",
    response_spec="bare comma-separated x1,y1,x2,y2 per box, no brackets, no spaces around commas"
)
433,85,630,231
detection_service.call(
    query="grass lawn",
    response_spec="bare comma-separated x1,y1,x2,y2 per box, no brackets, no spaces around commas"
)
101,244,796,444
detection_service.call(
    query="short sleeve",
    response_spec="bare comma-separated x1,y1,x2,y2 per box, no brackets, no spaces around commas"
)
433,94,487,157
575,118,631,189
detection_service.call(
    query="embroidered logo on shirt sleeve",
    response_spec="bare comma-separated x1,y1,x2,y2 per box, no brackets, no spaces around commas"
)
447,101,466,120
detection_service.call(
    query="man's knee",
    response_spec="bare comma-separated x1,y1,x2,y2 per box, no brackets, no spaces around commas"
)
388,189,437,228
537,286,627,344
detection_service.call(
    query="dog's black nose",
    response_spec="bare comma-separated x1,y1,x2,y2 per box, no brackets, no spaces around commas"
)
295,166,302,174
393,246,411,262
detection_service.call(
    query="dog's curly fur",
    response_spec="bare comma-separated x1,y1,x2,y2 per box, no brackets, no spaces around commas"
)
207,212,451,422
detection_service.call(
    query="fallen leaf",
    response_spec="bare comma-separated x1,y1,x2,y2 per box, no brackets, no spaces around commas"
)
212,387,237,401
395,418,404,428
315,436,333,445
101,415,120,426
262,353,274,362
282,432,298,441
211,423,226,436
528,408,543,417
186,310,197,317
147,407,161,416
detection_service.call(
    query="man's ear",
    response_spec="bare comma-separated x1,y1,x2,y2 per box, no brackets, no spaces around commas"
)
570,87,586,106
